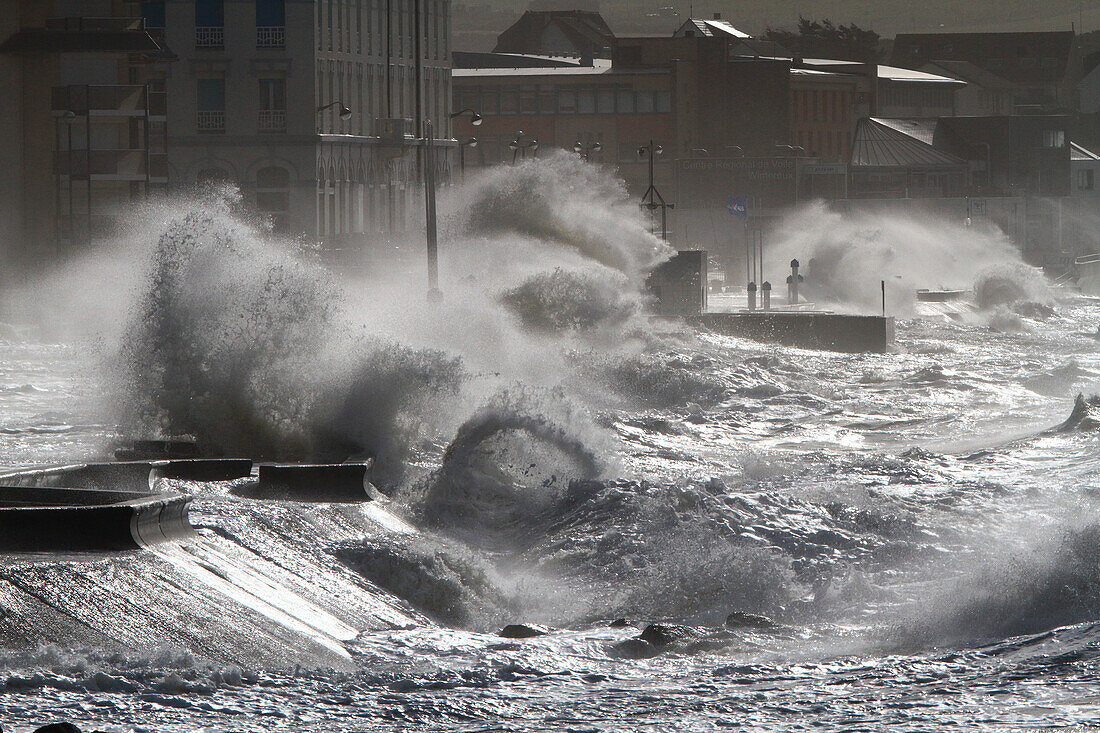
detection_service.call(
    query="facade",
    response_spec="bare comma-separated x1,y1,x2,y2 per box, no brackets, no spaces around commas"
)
0,1,166,268
156,0,452,247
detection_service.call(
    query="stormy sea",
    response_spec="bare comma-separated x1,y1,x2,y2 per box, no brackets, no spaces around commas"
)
2,153,1100,731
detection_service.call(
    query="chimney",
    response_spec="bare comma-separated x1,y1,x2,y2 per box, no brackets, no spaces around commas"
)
713,12,721,19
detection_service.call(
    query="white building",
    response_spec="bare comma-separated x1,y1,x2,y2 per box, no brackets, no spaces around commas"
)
149,0,452,251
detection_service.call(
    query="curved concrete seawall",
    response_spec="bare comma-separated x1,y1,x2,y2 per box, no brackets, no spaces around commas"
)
0,486,193,552
0,459,254,552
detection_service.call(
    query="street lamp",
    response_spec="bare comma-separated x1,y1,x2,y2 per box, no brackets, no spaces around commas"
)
450,108,483,126
459,137,478,179
509,130,538,164
316,100,353,131
573,140,603,161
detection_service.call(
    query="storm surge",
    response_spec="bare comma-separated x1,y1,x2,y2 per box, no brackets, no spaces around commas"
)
765,201,1050,316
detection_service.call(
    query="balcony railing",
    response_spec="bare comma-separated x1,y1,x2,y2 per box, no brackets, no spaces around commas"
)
195,26,224,48
197,110,225,133
258,110,287,132
257,26,285,48
52,85,150,116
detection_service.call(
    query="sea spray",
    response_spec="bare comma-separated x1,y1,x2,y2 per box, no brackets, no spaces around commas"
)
116,193,466,482
765,201,1038,315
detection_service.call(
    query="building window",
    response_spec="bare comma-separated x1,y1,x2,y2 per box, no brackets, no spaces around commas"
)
577,88,596,114
258,78,287,132
597,88,614,114
557,89,576,114
655,91,670,113
195,0,224,46
256,0,286,47
501,87,518,115
1080,169,1095,190
617,89,635,113
636,91,655,113
538,86,556,114
197,78,226,133
520,87,537,115
141,1,165,29
1043,129,1065,148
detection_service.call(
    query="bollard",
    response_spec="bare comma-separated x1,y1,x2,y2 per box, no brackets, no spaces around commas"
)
762,281,771,310
787,258,803,304
747,281,757,310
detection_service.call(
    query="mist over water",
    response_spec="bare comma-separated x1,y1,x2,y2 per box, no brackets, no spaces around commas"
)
6,155,1100,731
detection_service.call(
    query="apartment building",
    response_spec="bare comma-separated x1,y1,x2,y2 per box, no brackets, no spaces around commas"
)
154,0,452,245
0,1,166,266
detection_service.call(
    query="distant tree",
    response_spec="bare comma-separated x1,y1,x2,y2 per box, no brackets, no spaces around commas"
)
761,17,882,64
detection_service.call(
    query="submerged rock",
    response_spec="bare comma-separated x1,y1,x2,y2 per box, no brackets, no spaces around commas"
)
725,611,776,629
33,724,82,733
499,623,552,638
639,623,698,646
608,618,631,627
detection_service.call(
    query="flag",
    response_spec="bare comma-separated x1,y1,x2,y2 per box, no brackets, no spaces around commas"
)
728,196,748,218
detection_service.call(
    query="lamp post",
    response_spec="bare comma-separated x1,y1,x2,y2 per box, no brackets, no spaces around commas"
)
509,130,538,164
573,140,602,161
424,119,440,302
638,140,673,240
458,137,478,179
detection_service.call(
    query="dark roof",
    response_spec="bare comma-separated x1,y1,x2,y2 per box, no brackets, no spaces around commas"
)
0,27,161,54
493,10,614,56
920,60,1017,91
889,32,1074,86
674,18,750,39
851,118,966,168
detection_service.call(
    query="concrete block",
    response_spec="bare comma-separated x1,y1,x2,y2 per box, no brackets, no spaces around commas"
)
693,312,895,353
149,458,253,483
254,463,371,503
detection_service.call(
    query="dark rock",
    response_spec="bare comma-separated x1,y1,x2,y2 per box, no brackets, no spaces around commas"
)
34,724,82,733
498,623,551,638
608,618,630,627
610,638,658,659
638,623,697,646
725,611,776,629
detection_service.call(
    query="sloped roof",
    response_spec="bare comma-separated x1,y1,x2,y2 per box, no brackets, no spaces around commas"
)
851,118,966,168
1071,142,1100,161
921,60,1017,91
675,18,750,39
889,32,1074,85
494,10,614,55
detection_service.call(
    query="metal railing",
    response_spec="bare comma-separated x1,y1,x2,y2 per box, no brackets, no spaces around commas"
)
258,110,287,132
256,26,285,48
195,26,224,48
197,110,225,133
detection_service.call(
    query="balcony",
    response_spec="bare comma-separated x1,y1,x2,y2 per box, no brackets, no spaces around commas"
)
258,110,287,133
195,26,224,48
257,26,285,48
197,110,225,133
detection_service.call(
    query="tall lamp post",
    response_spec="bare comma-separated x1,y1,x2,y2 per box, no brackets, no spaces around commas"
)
639,140,673,240
509,131,538,164
423,119,440,301
458,138,478,179
574,140,602,161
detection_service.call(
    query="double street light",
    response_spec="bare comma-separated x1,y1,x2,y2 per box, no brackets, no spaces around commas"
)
509,130,538,164
574,140,602,161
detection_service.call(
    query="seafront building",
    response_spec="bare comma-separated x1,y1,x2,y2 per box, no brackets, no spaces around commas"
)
154,0,453,249
0,1,167,267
